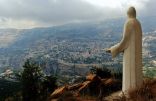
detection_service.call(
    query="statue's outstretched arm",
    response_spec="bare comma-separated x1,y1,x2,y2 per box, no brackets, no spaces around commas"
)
110,20,133,58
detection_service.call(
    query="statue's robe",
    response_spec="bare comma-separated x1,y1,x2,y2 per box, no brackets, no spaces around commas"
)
110,18,143,93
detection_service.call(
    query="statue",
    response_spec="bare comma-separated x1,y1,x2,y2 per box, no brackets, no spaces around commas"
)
106,7,143,95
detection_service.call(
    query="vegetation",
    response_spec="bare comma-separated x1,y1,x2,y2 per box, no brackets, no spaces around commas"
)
1,59,57,101
128,78,156,101
144,67,156,78
0,17,156,101
21,59,58,101
0,79,22,101
113,78,156,101
90,66,111,78
90,66,122,80
21,59,44,101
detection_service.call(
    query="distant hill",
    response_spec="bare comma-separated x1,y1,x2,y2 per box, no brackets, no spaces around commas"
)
0,16,155,74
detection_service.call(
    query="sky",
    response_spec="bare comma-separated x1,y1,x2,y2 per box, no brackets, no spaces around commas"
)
0,0,154,29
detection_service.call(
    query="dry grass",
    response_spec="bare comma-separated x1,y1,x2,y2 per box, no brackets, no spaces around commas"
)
101,78,156,101
128,78,156,101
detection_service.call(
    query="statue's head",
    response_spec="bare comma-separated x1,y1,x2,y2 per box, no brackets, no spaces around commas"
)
127,6,136,18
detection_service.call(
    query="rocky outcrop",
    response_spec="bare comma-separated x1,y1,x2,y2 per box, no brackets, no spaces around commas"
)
50,74,121,100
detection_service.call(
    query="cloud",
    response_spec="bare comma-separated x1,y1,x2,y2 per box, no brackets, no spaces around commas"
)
0,0,111,28
140,0,156,16
0,18,41,29
0,0,154,28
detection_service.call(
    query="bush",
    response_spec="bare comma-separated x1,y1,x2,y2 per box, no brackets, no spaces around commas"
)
128,79,156,101
90,67,111,79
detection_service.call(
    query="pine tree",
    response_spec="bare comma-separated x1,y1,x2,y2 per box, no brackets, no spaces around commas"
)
21,59,43,101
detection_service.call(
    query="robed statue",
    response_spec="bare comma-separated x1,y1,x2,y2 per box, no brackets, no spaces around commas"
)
107,7,143,95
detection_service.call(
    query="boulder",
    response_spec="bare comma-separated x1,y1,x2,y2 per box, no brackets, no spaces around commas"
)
68,83,83,90
50,86,67,99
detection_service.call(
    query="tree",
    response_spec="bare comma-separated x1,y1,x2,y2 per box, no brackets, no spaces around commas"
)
42,75,57,98
21,59,43,101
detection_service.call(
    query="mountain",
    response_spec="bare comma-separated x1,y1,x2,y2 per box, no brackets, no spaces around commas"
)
0,16,155,76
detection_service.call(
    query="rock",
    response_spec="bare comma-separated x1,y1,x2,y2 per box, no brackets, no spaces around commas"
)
50,86,67,99
68,83,83,90
78,81,91,92
78,75,101,95
103,78,114,86
86,74,98,81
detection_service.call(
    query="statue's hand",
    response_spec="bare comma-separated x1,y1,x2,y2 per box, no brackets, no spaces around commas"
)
104,48,111,53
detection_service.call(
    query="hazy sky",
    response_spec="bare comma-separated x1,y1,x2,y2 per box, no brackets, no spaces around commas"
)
0,0,154,28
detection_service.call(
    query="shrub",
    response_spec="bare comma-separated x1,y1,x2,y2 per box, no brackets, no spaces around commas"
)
90,67,111,79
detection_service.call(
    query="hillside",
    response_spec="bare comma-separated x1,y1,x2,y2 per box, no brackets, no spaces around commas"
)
0,17,155,77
